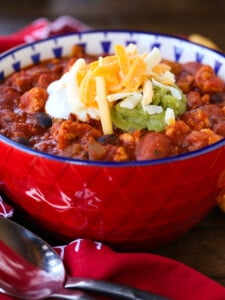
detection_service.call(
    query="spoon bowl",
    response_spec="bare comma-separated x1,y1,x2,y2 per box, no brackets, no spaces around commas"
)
0,217,168,299
0,217,94,300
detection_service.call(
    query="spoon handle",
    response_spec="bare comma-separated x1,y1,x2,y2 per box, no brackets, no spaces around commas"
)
52,288,96,300
65,277,169,300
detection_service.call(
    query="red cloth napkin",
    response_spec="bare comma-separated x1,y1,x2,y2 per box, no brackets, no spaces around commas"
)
1,18,225,300
1,197,225,300
0,15,90,53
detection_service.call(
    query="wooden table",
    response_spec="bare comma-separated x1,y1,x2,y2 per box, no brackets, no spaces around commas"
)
0,0,225,288
153,206,225,287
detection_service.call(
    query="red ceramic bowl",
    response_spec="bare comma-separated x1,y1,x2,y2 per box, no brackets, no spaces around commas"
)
0,31,225,250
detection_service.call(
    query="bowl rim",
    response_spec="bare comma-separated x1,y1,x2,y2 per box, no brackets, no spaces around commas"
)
1,29,225,57
1,29,225,167
1,132,225,167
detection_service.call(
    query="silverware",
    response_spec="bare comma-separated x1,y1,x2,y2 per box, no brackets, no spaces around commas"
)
0,286,95,300
0,217,168,299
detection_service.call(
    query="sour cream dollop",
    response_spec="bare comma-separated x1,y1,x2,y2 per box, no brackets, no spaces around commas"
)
45,58,100,121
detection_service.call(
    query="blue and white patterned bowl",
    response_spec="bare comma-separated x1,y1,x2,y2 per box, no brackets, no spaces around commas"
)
1,30,224,81
0,30,225,250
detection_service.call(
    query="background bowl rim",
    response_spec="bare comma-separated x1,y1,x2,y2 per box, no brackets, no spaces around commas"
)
1,29,225,167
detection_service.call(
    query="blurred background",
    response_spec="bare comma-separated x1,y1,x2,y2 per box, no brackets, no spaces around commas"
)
0,0,224,49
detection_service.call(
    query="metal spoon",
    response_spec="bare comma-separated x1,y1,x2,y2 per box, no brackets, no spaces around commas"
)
0,217,168,300
0,217,95,300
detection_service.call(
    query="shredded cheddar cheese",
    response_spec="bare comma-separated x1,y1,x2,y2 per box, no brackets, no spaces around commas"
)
120,93,142,109
46,43,184,134
122,56,147,91
142,79,153,105
165,108,176,125
66,58,86,111
114,44,130,77
95,76,113,135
